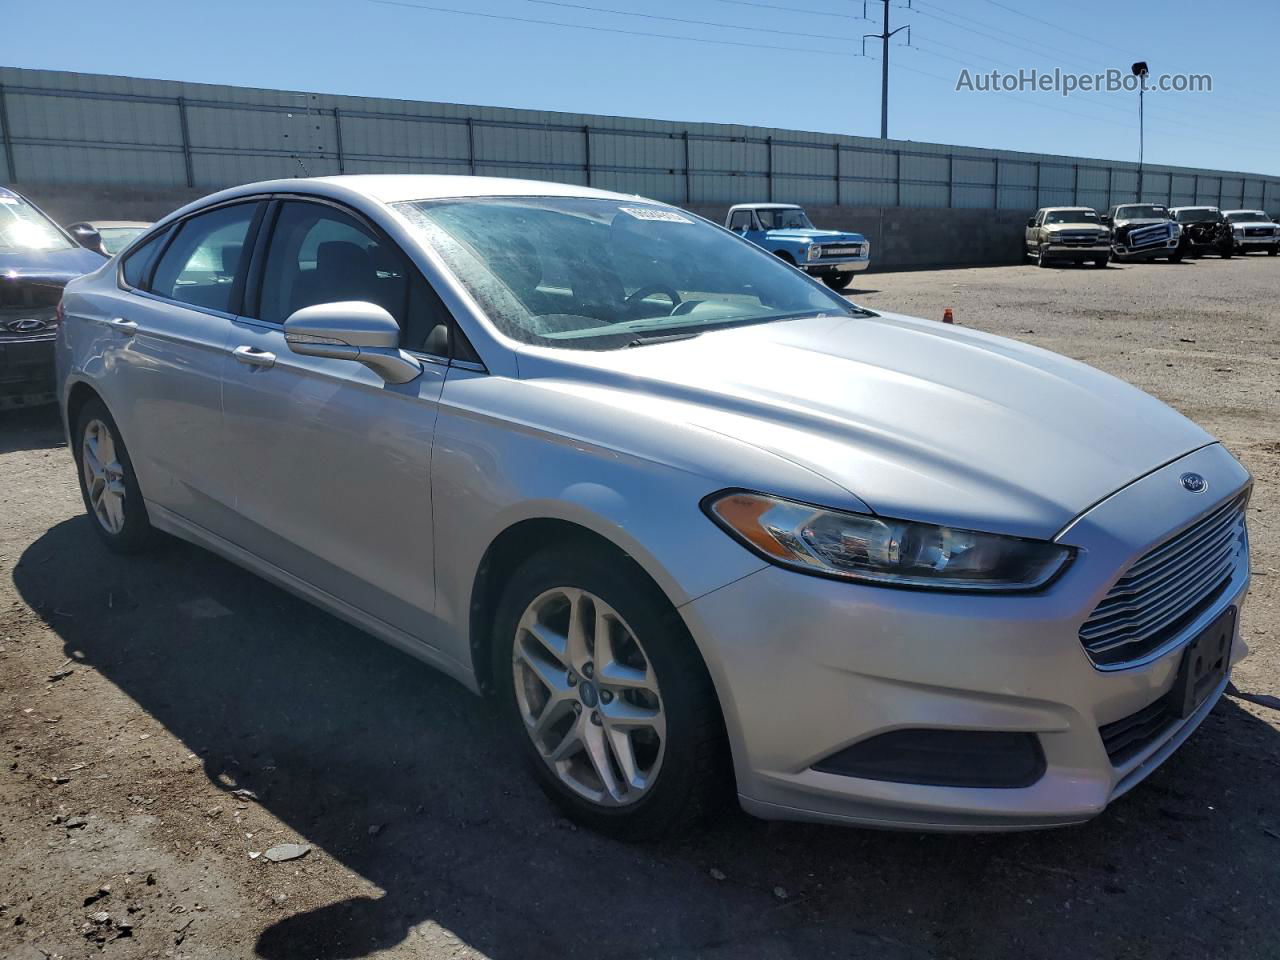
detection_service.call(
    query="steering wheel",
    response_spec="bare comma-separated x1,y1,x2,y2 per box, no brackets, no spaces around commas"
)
624,284,682,314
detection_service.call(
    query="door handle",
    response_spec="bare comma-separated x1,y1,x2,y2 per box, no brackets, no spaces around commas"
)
108,317,137,335
232,345,276,369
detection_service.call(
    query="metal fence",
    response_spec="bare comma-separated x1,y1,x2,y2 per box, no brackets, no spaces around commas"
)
2,66,1277,213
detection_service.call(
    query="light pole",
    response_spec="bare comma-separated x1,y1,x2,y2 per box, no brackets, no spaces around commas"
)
863,0,911,139
1132,61,1149,201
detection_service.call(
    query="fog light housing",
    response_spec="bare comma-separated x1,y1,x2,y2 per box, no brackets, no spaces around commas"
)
812,729,1046,788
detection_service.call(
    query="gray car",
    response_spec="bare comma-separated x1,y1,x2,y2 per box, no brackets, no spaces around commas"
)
56,176,1252,837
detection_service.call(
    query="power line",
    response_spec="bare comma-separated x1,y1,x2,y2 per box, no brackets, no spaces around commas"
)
711,0,865,19
525,0,860,42
367,0,855,56
978,0,1135,55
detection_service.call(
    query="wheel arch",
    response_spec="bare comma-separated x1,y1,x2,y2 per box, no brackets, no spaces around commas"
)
64,378,105,444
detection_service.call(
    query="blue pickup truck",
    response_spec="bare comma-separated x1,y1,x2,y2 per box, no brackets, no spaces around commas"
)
725,203,870,289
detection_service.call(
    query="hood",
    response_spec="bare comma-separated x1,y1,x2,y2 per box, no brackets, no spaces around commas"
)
0,245,107,282
533,313,1212,539
766,229,867,244
1113,217,1170,227
1228,219,1275,229
1045,222,1104,232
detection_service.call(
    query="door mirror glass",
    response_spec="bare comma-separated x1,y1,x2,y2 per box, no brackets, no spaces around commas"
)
284,301,422,384
1026,217,1036,228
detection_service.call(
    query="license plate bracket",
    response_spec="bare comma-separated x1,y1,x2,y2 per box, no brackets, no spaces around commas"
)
1170,606,1235,719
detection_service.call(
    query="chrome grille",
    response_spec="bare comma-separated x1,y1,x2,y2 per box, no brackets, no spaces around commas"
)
1125,222,1172,249
818,243,863,258
1080,494,1247,667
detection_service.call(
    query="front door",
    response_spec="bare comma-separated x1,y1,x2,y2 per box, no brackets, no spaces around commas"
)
218,199,450,642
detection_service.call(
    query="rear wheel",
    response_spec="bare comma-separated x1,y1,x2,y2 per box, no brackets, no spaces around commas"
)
73,398,157,553
493,543,728,839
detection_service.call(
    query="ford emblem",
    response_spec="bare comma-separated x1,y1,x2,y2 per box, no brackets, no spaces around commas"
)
1179,472,1208,494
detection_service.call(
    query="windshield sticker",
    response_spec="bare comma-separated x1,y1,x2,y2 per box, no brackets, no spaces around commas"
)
0,197,17,205
619,206,693,224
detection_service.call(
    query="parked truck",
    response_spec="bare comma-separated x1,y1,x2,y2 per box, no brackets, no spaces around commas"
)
725,203,870,289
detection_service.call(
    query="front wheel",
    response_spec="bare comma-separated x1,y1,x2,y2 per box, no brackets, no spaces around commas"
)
1167,251,1183,263
73,397,158,553
1269,245,1278,256
1036,246,1049,268
822,272,851,290
493,544,728,839
1093,257,1109,268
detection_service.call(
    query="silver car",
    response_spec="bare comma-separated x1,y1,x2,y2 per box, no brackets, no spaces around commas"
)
56,176,1252,837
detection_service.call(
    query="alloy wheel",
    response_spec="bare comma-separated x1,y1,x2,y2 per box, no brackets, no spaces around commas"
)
512,587,666,807
81,419,126,534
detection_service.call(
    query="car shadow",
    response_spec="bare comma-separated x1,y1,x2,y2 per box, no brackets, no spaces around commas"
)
13,517,1280,960
0,404,64,455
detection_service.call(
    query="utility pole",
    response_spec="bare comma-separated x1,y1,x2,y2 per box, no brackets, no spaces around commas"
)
863,0,911,139
1132,62,1149,200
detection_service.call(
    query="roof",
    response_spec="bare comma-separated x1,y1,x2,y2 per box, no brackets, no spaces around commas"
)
1040,206,1096,211
314,174,635,205
727,203,803,211
1221,209,1268,215
76,220,152,229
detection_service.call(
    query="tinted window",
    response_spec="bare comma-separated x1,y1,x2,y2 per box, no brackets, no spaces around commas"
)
121,228,171,290
151,204,258,312
1044,210,1099,225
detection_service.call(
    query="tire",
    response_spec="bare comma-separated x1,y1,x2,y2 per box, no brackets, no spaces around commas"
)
822,272,851,290
1269,245,1278,256
774,250,795,265
1093,257,1109,268
1167,251,1182,263
1036,246,1049,268
493,542,729,839
1221,245,1233,259
73,397,158,553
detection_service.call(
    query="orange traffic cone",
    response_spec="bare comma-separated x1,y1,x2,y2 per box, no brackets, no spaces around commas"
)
942,308,954,324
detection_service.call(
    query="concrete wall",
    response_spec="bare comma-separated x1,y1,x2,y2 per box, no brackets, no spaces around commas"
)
20,182,1032,272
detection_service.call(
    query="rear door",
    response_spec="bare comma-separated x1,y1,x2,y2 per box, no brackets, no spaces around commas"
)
219,197,451,641
106,200,264,532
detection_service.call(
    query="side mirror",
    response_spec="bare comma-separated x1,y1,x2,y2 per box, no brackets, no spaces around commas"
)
1100,215,1111,224
69,224,105,255
284,301,422,384
1026,218,1036,228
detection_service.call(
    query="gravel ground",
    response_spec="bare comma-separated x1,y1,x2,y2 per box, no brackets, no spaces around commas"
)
2,255,1278,960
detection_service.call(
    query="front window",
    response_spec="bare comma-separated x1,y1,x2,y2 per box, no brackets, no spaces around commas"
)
0,191,77,253
755,207,815,230
1115,205,1169,220
1225,211,1267,223
396,197,859,351
1174,208,1220,224
1044,210,1099,225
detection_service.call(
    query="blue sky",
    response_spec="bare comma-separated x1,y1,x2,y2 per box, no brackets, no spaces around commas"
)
10,0,1279,175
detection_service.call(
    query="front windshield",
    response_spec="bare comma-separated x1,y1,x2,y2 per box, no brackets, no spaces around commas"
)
755,207,815,230
396,197,859,351
1115,205,1168,220
97,226,148,255
1175,208,1219,223
0,191,76,253
1045,210,1099,225
1225,211,1267,223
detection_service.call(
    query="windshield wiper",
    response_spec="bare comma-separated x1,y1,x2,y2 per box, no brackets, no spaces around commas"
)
626,331,702,347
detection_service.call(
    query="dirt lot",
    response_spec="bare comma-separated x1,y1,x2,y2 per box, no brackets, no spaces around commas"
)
2,256,1278,960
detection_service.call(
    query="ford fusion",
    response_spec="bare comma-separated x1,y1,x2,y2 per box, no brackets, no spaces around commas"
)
56,176,1251,837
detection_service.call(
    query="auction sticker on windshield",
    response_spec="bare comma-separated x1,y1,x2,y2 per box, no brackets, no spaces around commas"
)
619,206,693,224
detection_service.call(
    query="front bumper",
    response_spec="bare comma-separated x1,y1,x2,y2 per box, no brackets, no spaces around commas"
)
1042,243,1110,261
1113,237,1181,259
682,443,1251,830
803,257,871,275
0,334,57,409
1234,235,1278,247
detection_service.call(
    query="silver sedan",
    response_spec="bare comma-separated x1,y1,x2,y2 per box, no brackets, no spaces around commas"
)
56,176,1251,837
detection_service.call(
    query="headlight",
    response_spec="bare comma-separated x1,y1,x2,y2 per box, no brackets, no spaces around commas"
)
704,491,1071,591
807,244,821,261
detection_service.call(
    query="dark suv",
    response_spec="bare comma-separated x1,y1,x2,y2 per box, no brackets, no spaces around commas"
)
0,187,105,408
1169,206,1234,259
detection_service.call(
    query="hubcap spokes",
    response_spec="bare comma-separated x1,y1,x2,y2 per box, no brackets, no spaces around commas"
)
513,587,666,807
82,420,126,535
